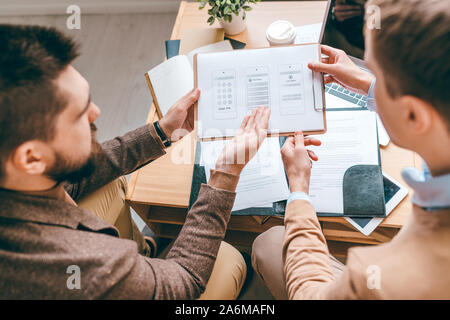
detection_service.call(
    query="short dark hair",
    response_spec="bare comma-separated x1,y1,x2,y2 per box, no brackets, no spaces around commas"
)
0,24,79,182
366,0,450,125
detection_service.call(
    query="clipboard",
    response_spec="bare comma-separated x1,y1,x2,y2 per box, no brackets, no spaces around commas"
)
193,43,327,141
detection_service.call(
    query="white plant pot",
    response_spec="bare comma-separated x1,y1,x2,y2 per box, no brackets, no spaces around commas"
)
219,11,247,36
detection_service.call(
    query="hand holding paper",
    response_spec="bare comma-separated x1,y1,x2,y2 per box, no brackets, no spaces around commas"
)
281,131,321,193
308,45,373,95
159,88,200,142
216,106,271,176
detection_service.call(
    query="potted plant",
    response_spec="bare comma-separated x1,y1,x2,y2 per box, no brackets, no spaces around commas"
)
198,0,260,35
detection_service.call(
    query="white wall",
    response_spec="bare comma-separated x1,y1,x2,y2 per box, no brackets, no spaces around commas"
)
0,0,181,16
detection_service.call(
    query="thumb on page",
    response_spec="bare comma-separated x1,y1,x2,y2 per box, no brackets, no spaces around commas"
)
308,61,336,75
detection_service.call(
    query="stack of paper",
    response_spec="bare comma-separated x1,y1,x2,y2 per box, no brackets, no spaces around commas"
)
201,138,290,212
199,110,380,215
308,110,379,214
295,23,322,44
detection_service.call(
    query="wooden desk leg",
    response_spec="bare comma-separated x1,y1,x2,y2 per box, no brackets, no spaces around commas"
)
127,202,151,221
128,202,168,240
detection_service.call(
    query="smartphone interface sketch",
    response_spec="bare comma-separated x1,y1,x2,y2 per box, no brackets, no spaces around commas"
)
279,64,306,115
212,69,237,120
245,66,270,110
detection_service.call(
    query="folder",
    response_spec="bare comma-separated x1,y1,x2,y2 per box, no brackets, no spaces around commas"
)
188,108,386,218
189,138,287,217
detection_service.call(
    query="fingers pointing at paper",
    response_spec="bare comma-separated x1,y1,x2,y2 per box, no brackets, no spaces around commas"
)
216,106,271,177
281,131,321,194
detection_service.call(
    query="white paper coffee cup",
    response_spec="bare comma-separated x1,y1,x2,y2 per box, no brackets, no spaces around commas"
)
266,20,297,46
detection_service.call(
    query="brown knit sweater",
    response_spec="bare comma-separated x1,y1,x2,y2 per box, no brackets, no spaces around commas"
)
0,124,239,299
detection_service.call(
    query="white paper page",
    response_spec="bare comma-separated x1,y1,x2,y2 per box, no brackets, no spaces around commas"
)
307,110,379,214
377,115,390,146
324,94,391,146
201,138,290,211
255,203,276,208
324,92,362,109
186,40,233,67
147,55,193,116
294,23,322,44
196,45,324,139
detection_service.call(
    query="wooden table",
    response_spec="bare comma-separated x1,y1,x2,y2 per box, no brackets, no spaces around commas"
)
126,1,422,257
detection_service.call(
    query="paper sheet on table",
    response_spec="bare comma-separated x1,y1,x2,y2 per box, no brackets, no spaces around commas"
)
307,110,379,214
186,40,233,67
294,23,322,44
201,138,289,211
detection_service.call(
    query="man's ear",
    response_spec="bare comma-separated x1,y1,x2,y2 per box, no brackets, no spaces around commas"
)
399,95,434,135
11,141,50,175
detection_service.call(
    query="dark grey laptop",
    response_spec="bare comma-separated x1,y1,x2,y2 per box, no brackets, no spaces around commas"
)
319,0,371,108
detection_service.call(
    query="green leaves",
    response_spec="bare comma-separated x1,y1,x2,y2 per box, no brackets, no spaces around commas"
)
207,16,215,25
198,0,260,25
198,1,207,10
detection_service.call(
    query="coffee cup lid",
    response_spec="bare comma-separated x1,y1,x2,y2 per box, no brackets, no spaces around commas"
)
266,20,296,44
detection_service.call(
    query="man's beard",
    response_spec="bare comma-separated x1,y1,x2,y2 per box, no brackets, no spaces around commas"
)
45,124,102,184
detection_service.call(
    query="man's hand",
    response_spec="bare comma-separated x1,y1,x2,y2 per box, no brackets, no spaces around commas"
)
215,106,271,176
158,88,200,142
281,131,321,194
308,45,374,95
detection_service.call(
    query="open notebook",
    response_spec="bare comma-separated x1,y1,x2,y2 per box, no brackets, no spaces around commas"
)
145,40,233,118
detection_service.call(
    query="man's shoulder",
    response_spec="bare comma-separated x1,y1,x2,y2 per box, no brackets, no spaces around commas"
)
347,241,391,266
345,235,450,299
333,242,397,299
346,239,411,281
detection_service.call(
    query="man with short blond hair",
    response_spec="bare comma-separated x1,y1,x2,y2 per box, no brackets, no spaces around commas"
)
252,0,450,299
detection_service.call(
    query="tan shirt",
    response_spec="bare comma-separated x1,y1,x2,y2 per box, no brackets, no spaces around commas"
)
283,199,450,299
0,124,239,299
